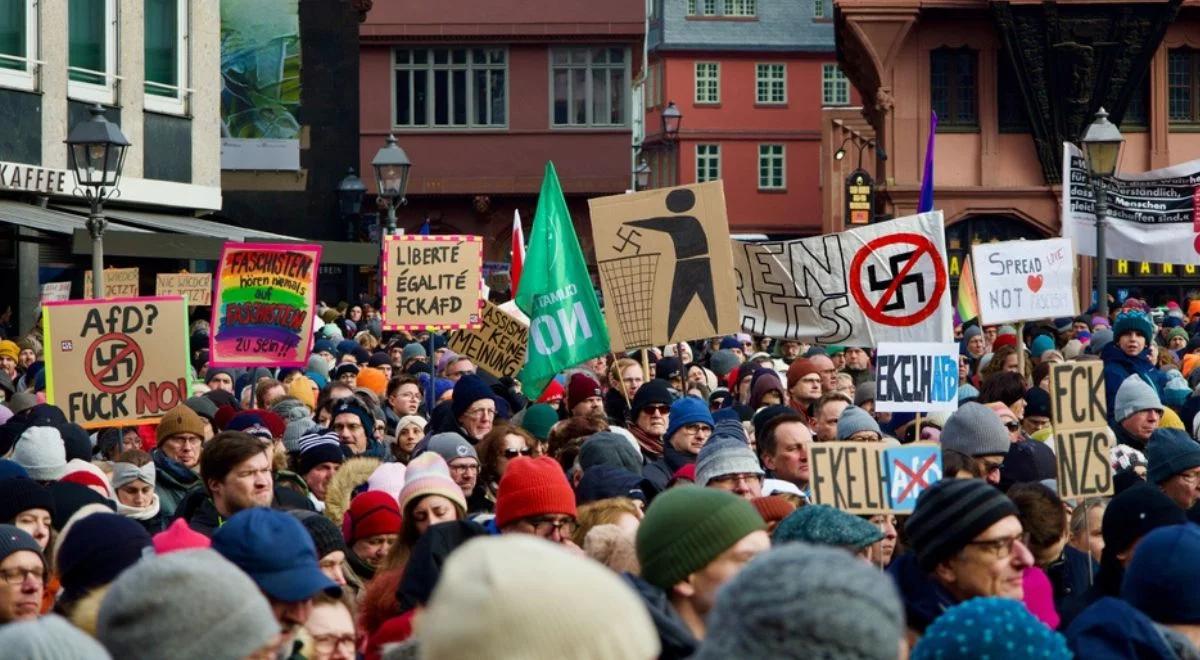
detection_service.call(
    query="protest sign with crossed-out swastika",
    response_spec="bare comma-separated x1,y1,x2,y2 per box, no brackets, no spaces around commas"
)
809,441,943,514
43,296,190,428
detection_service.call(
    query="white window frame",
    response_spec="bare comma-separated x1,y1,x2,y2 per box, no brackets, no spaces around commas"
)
393,47,510,129
755,63,786,104
0,0,38,91
758,144,785,190
696,143,720,182
548,46,630,128
695,61,719,104
814,0,826,19
701,0,717,15
724,0,756,16
143,0,189,115
822,63,850,106
68,0,119,105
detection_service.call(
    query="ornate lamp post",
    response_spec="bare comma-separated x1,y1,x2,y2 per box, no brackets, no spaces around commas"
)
66,104,130,298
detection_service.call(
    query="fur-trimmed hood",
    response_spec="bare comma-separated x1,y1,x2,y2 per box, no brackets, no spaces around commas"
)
323,456,382,528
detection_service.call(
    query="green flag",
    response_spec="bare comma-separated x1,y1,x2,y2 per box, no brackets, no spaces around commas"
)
516,162,610,398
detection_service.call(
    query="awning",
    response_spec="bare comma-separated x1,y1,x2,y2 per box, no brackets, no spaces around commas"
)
0,200,149,235
55,205,290,242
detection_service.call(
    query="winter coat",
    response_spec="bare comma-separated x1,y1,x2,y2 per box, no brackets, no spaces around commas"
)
323,456,383,527
152,449,201,519
1045,545,1097,615
887,552,959,636
623,574,699,660
642,444,696,492
1066,597,1188,659
1101,343,1167,423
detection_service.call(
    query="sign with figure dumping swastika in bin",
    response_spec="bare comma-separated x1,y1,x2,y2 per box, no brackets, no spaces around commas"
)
588,182,739,352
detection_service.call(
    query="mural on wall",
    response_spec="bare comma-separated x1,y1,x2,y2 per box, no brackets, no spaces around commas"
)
220,0,302,170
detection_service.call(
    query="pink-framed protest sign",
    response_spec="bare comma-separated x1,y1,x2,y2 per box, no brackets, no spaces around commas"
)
380,234,484,331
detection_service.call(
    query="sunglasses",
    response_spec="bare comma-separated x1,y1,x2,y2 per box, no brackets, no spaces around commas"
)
1004,421,1020,432
642,404,670,415
503,448,533,459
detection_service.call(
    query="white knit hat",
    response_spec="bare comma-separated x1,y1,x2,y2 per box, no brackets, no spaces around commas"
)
421,535,660,660
11,426,66,481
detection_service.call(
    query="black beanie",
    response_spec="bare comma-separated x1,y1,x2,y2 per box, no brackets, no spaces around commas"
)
47,481,115,531
905,479,1019,572
1102,482,1187,559
58,423,92,462
295,511,347,559
0,477,55,523
630,379,673,417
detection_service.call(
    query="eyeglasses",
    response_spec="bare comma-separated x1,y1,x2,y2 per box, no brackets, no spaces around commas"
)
311,633,356,654
680,423,712,435
464,406,496,419
1004,421,1021,432
449,462,480,474
981,459,1005,474
709,472,763,486
526,516,578,537
167,436,203,447
503,448,533,459
1177,469,1200,485
642,404,670,416
0,567,44,585
966,532,1030,560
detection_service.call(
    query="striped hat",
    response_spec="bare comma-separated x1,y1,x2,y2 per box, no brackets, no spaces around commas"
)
905,478,1019,572
398,452,467,515
296,431,344,476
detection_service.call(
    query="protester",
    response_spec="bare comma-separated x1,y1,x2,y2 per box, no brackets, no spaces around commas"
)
772,504,884,558
184,430,276,536
475,423,538,508
938,402,1012,485
912,597,1071,659
0,477,54,550
811,391,851,442
0,524,45,624
694,419,764,500
151,404,206,517
627,379,673,462
756,414,811,495
494,456,578,545
1111,374,1165,451
643,397,713,491
341,490,402,587
297,594,357,660
1145,427,1200,511
566,372,605,418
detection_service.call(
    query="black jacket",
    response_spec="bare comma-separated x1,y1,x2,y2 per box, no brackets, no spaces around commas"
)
642,444,696,492
624,574,698,660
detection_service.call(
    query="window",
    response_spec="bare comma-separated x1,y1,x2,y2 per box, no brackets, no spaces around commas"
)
69,0,117,104
724,0,756,16
696,144,720,182
551,47,628,127
0,0,35,90
144,0,188,114
822,63,849,105
930,47,978,128
1124,79,1149,127
758,144,785,190
695,62,719,104
644,61,664,110
756,63,786,104
394,47,507,128
1169,49,1199,124
702,0,717,14
814,0,826,19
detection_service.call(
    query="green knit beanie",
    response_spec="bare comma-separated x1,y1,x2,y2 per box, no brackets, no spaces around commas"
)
520,404,558,441
636,486,766,590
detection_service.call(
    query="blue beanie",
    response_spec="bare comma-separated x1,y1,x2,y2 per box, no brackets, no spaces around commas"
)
665,397,715,444
1122,523,1200,624
0,459,29,481
719,336,741,350
313,339,336,356
912,597,1071,660
958,384,979,403
335,339,359,357
451,374,495,420
1146,428,1200,485
329,401,375,442
1114,311,1155,342
1030,334,1055,359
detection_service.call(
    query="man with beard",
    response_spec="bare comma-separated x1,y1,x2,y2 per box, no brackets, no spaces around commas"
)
182,431,277,536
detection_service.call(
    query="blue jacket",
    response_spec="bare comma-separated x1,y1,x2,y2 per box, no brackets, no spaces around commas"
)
1066,597,1185,659
1100,343,1167,422
887,552,959,634
1045,545,1098,615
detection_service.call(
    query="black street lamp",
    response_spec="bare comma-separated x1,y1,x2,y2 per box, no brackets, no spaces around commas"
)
634,159,651,190
371,134,412,236
337,168,366,298
66,104,130,299
661,101,682,143
1080,107,1125,319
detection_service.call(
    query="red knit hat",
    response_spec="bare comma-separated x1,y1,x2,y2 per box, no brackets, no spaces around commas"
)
536,379,565,404
342,491,403,544
751,495,796,525
494,456,577,529
786,358,820,390
992,334,1018,350
566,373,601,410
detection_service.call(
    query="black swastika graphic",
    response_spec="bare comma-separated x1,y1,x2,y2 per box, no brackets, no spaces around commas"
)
867,250,927,311
612,226,643,255
85,333,145,394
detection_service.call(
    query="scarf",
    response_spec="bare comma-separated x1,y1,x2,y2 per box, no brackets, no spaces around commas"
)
629,424,663,461
117,493,162,521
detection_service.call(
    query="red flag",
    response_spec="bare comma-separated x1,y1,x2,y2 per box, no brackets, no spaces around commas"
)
511,209,525,299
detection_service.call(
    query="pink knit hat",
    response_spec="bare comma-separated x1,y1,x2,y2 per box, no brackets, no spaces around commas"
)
153,518,212,554
399,452,467,515
367,463,408,502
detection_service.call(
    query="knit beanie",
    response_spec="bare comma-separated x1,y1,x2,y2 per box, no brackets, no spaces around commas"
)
56,513,153,607
494,456,577,529
773,504,884,550
97,549,280,660
1113,310,1155,342
0,477,55,523
0,458,28,480
282,418,318,453
579,432,644,475
0,613,111,659
451,374,495,420
152,518,211,554
296,431,344,476
1030,334,1055,359
367,463,408,501
630,379,673,416
694,435,763,487
342,491,402,544
1103,482,1187,563
710,349,740,378
183,395,218,421
293,511,347,560
1122,523,1200,624
286,376,317,410
0,523,43,569
155,404,206,443
940,402,1010,457
1024,387,1051,419
695,543,903,660
836,405,882,440
786,358,820,390
402,342,426,363
566,372,602,410
61,458,114,500
520,403,558,441
1114,375,1164,422
330,401,376,443
11,425,67,481
399,452,467,515
750,495,796,525
637,486,766,589
356,367,388,396
664,396,715,445
905,478,1019,572
421,535,660,660
911,597,1071,660
58,423,92,462
1146,428,1200,484
426,432,478,464
47,481,114,531
575,465,649,504
0,339,17,362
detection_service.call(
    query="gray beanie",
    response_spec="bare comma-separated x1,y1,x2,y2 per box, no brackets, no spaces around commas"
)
940,402,1010,457
853,381,876,407
11,426,67,481
710,349,741,378
1113,374,1163,422
0,613,110,659
183,395,218,421
426,432,479,463
1088,328,1114,355
836,406,881,440
579,431,644,475
402,342,427,362
271,396,312,423
695,436,763,487
695,543,903,660
97,549,279,660
283,418,319,453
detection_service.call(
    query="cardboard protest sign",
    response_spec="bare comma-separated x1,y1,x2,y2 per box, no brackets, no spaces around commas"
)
732,211,951,346
874,342,958,413
40,282,70,302
209,242,321,367
589,182,738,351
810,442,943,514
83,267,139,299
381,235,484,331
1049,361,1114,498
43,296,190,428
973,238,1077,325
446,300,528,379
156,273,213,306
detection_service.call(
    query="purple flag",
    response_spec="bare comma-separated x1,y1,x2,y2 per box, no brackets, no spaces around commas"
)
918,111,938,213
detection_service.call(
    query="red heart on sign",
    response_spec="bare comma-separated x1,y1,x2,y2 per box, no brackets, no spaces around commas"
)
1028,274,1044,293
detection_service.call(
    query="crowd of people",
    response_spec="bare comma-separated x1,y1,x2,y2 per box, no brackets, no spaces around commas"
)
1,296,1200,658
